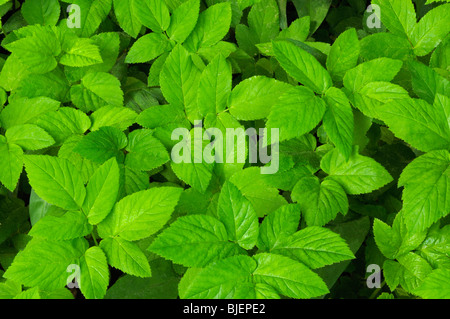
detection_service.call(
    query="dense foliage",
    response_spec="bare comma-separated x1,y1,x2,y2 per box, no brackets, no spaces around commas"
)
0,0,449,300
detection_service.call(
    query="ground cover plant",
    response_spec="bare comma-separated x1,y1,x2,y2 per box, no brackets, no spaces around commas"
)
0,0,449,300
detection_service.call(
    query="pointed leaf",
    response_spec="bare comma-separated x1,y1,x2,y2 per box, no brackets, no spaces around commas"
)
0,136,23,192
149,214,244,268
3,238,88,291
24,155,86,211
79,247,109,299
321,147,393,195
273,40,333,94
217,181,259,250
83,158,120,225
97,187,183,241
100,237,151,277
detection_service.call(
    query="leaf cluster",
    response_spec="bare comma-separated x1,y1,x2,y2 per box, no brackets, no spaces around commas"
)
0,0,449,300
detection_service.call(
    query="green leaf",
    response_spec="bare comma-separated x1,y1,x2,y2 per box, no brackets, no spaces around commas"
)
413,268,450,299
40,288,76,299
70,72,124,112
105,258,180,299
178,255,257,299
21,0,60,26
3,238,88,291
58,135,100,184
148,52,169,86
0,97,60,130
383,252,432,293
430,34,450,71
121,166,150,197
273,40,333,94
321,147,393,195
247,0,279,44
253,253,329,299
98,187,182,241
326,28,360,82
170,128,215,193
371,0,416,38
59,38,103,67
149,214,244,267
0,280,22,299
391,212,428,254
72,0,113,38
0,136,23,192
291,176,348,227
0,54,31,92
79,246,109,299
73,126,127,164
203,115,246,182
343,58,403,93
350,81,410,120
373,213,427,260
125,129,170,171
314,216,370,290
100,237,151,277
24,155,86,211
13,287,40,299
291,0,332,33
83,157,120,225
271,226,354,269
217,181,259,250
274,135,320,171
398,150,450,233
90,106,137,132
166,0,200,43
377,98,450,152
360,33,414,61
113,0,142,38
197,54,232,117
133,0,171,32
429,35,450,79
235,24,259,57
29,189,53,226
322,87,354,159
29,210,92,240
411,3,450,56
32,107,91,145
64,32,120,82
105,257,179,299
160,44,202,122
229,167,288,218
417,224,450,268
257,204,301,252
408,60,449,105
125,33,173,64
5,124,55,151
277,16,310,43
13,68,70,102
373,218,401,260
184,2,232,52
228,75,293,121
137,104,188,129
136,104,190,148
5,28,60,74
266,86,325,142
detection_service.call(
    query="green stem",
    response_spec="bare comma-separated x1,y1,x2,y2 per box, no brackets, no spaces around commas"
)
91,230,99,246
277,0,288,30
